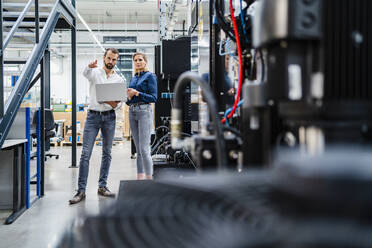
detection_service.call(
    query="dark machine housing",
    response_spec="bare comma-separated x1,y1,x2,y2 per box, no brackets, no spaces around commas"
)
244,0,372,165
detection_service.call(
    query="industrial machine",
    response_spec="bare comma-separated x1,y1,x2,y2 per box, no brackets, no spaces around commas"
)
152,37,195,175
243,0,372,166
172,0,372,170
58,1,372,247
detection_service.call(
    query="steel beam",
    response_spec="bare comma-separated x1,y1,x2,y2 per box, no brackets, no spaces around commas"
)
71,0,77,168
0,0,4,118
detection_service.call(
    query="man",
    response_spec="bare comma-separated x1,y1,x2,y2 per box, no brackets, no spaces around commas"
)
69,48,125,204
201,55,235,108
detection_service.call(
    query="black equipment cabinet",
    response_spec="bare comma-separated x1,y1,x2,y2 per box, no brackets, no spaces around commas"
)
155,37,191,134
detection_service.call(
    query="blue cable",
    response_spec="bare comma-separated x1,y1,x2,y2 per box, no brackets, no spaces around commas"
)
213,15,218,25
219,38,239,61
224,99,244,127
240,0,249,43
225,39,239,61
219,39,228,56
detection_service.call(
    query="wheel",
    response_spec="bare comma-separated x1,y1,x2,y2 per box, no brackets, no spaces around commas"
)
56,155,59,159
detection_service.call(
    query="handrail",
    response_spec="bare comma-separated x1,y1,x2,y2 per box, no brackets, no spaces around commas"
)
60,0,77,19
2,0,34,52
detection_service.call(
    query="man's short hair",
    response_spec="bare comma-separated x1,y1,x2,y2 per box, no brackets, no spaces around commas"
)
104,48,119,57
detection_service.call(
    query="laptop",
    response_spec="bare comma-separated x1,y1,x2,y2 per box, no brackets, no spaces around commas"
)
95,83,127,102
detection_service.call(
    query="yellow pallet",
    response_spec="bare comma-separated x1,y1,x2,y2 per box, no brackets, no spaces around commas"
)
61,141,83,146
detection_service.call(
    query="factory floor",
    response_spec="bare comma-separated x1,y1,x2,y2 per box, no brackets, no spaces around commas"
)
0,141,137,248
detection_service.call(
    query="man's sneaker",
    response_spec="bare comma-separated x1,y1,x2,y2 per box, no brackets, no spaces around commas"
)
98,186,115,197
69,191,86,204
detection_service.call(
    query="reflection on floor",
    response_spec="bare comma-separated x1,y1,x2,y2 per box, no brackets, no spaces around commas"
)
0,141,136,248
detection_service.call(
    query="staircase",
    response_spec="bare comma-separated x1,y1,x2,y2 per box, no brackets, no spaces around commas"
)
0,0,76,148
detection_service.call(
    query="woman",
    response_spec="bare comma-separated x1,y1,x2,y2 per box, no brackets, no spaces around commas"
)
127,52,157,180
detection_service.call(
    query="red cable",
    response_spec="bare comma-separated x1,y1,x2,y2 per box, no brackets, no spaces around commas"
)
221,0,243,124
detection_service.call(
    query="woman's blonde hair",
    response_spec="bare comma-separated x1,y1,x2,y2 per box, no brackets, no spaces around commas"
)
133,52,149,74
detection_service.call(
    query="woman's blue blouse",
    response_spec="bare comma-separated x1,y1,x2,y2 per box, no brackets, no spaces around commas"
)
126,71,158,105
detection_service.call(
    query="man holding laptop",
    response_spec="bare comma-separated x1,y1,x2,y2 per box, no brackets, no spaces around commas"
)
70,48,126,204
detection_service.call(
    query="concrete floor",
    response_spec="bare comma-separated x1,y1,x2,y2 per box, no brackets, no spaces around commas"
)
0,141,136,248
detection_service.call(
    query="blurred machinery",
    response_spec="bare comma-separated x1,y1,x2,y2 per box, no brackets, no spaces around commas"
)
58,0,372,247
171,0,372,170
244,0,372,165
58,150,372,247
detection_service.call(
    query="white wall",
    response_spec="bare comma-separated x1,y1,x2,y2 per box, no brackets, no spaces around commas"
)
50,55,72,104
50,54,93,105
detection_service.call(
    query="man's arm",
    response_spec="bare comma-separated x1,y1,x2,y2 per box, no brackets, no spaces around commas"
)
83,60,98,81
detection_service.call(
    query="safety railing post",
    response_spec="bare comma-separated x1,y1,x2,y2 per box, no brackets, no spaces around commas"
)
36,108,41,197
25,108,31,208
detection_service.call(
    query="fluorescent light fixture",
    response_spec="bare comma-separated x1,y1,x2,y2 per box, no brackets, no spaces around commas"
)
76,11,105,52
77,0,158,2
76,11,127,80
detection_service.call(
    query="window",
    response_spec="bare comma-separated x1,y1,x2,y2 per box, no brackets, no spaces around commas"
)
116,49,136,83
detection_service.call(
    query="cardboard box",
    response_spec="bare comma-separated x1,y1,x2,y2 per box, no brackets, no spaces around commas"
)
20,102,36,108
54,111,87,136
123,105,130,137
64,135,83,143
53,112,70,122
64,130,83,143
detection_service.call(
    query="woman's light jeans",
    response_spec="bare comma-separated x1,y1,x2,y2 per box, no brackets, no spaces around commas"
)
129,104,153,176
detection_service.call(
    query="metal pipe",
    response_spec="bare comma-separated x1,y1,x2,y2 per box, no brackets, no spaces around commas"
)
71,0,77,168
44,50,51,108
35,0,39,43
172,71,228,169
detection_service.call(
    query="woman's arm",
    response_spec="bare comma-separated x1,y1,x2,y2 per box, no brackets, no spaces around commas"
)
137,73,158,102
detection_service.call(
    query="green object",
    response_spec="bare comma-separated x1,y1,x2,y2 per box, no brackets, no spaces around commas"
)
52,104,66,112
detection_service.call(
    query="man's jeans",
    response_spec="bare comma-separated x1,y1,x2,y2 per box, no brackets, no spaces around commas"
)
78,111,116,192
